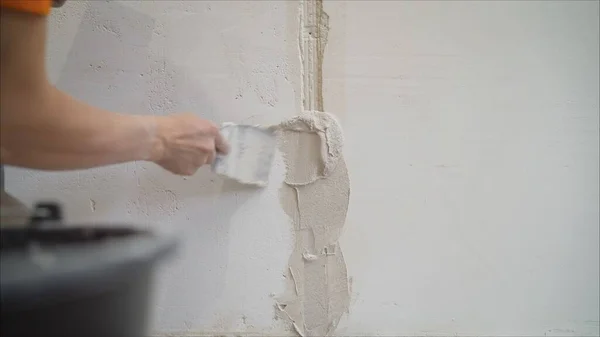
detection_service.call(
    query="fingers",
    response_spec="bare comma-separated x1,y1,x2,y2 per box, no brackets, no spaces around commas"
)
214,131,230,155
205,149,216,166
154,113,228,176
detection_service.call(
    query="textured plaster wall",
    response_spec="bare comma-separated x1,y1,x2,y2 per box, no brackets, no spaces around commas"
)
7,1,300,334
4,1,599,336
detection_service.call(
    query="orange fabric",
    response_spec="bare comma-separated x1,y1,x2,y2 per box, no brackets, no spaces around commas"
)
0,0,52,15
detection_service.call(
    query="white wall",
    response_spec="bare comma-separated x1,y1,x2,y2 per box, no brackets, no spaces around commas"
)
5,1,599,336
326,1,599,335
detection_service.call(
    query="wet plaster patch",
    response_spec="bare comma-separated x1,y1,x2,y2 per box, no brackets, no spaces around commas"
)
273,111,350,336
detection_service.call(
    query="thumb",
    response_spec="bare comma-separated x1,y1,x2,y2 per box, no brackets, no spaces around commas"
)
215,131,230,155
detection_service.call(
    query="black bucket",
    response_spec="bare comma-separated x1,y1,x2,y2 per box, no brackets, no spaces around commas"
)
1,203,177,337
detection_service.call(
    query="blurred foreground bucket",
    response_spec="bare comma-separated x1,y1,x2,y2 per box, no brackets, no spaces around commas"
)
0,202,177,337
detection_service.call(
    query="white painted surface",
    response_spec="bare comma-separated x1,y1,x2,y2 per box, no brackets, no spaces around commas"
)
4,1,599,336
325,1,599,336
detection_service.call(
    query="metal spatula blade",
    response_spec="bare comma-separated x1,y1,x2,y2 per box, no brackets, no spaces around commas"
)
211,123,276,187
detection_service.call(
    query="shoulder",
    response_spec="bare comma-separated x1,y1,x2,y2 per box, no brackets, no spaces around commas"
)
0,0,53,16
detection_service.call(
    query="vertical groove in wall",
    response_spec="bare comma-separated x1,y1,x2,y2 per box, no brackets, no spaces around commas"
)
299,0,329,112
275,1,350,336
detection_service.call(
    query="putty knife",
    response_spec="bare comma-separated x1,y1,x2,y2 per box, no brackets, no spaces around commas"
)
211,123,276,187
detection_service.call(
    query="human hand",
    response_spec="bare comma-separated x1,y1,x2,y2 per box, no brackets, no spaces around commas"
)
150,113,229,176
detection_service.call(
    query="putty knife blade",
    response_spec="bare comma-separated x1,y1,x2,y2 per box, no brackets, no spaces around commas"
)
212,123,276,187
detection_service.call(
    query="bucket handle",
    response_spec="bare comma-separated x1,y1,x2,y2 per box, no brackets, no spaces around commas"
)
28,202,63,228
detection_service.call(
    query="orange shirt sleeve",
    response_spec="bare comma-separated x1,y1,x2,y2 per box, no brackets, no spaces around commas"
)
1,0,52,16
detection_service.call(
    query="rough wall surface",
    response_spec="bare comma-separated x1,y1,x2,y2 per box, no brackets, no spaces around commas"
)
7,1,301,335
4,1,599,336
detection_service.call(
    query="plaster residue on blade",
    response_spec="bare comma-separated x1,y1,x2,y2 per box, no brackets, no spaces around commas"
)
212,124,276,187
274,110,350,337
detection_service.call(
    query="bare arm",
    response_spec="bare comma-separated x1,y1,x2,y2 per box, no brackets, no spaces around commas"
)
0,10,228,174
0,10,159,170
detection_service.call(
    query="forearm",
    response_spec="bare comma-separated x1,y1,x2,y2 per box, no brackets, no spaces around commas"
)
0,84,160,170
0,9,160,170
0,9,224,176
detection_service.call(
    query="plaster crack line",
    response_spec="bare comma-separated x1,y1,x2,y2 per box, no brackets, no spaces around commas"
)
300,0,329,112
275,1,350,336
